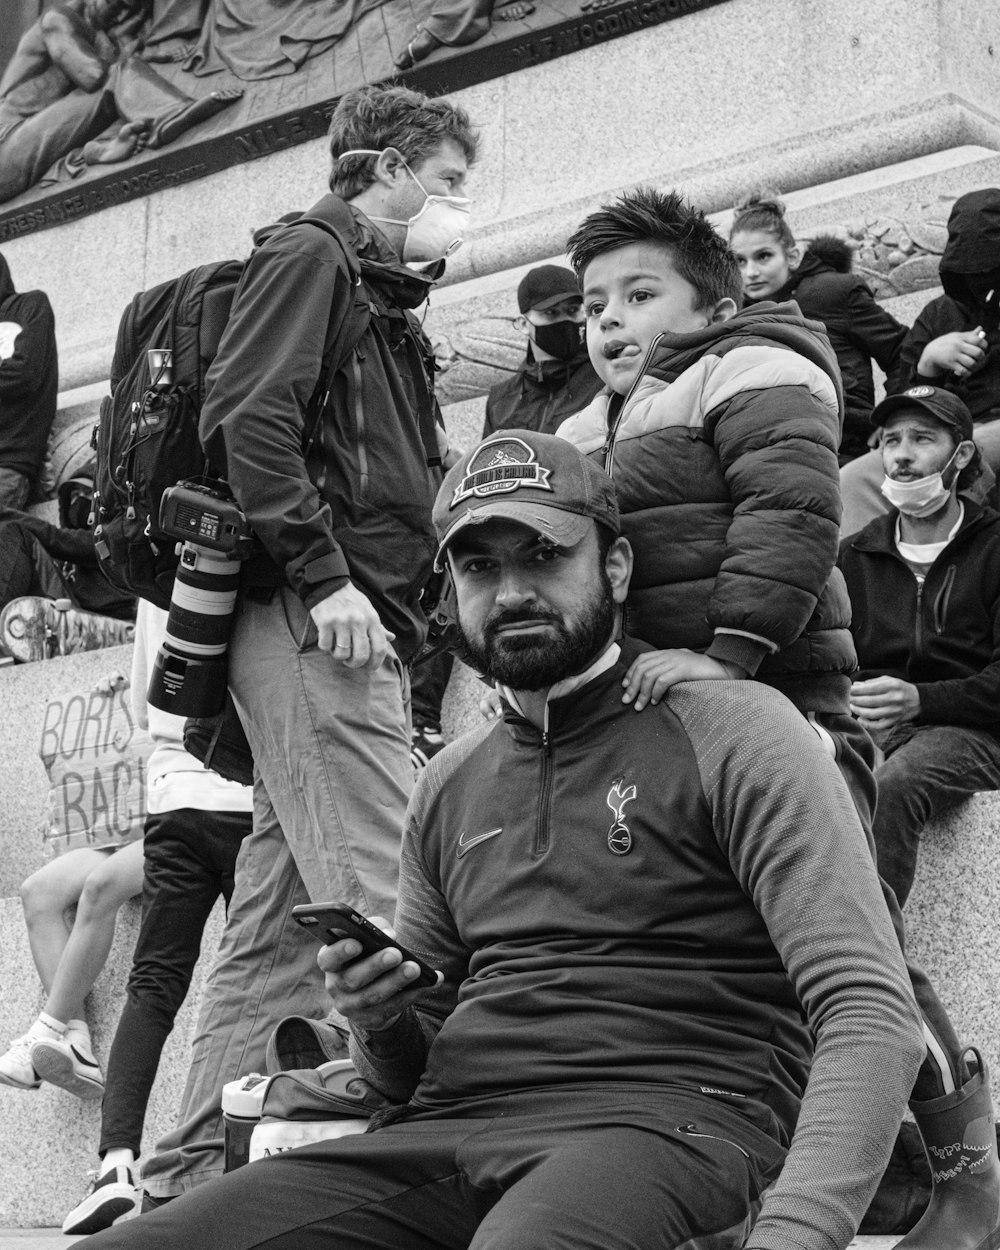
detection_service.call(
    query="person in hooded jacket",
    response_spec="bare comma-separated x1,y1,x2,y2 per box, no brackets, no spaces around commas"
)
841,187,1000,535
0,250,57,510
730,195,906,463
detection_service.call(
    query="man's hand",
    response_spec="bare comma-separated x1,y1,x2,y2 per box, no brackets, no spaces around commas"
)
849,675,920,733
917,328,987,380
317,916,431,1033
310,583,393,670
622,650,747,710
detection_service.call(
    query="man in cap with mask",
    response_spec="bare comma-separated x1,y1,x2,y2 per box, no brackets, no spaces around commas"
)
82,431,923,1250
482,264,603,438
411,265,602,771
839,384,1000,910
133,82,478,1207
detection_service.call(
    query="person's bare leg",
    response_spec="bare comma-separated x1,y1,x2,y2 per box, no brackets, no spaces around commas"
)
45,839,145,1025
144,87,243,149
20,847,115,994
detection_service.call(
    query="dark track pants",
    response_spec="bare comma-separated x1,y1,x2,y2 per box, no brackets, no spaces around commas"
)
86,1087,788,1250
98,807,252,1156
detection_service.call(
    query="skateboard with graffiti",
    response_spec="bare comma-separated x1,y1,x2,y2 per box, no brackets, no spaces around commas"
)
0,597,134,664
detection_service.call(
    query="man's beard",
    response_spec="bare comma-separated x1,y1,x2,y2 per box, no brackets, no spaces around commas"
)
455,572,616,691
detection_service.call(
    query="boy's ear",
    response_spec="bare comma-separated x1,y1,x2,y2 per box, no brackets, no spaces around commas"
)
709,297,739,324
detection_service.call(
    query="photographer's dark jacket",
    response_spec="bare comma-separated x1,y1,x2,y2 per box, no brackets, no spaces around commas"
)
838,500,1000,733
482,345,603,438
0,252,58,481
558,303,856,715
199,194,441,664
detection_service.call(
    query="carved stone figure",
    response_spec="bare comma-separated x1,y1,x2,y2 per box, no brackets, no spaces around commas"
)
0,0,241,205
141,0,389,81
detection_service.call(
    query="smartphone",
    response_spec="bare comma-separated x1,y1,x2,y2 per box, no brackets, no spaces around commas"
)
291,902,443,988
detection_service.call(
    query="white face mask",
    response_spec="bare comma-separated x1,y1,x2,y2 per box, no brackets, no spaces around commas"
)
339,148,471,263
880,446,961,518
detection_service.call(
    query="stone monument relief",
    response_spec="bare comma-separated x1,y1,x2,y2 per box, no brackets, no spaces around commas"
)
0,0,733,241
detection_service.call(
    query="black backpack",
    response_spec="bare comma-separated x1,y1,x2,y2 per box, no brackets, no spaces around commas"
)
91,215,371,611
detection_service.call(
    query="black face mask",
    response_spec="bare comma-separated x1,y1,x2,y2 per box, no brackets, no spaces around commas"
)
531,319,584,361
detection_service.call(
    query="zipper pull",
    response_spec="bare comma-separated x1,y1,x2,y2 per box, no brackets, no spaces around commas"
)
126,480,136,521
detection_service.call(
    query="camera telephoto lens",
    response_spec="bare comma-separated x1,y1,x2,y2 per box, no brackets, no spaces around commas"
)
147,543,242,717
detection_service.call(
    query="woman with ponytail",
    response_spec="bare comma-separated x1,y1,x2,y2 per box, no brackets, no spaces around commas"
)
730,195,907,462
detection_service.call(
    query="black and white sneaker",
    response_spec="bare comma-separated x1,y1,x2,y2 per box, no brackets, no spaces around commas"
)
30,1031,104,1100
62,1166,138,1234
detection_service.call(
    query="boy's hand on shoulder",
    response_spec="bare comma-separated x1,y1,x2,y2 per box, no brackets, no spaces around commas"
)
622,650,745,710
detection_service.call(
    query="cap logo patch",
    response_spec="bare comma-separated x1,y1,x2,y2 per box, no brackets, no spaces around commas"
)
905,386,935,399
451,437,554,511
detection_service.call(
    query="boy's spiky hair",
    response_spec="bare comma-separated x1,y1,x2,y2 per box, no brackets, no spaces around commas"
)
567,186,742,308
328,84,478,199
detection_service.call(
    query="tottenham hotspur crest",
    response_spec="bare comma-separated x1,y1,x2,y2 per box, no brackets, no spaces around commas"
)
606,778,637,855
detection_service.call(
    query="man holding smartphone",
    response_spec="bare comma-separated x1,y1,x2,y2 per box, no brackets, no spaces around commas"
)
87,432,924,1250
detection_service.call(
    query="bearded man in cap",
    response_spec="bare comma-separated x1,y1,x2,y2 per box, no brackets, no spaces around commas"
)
84,430,924,1250
839,384,1000,909
411,265,602,769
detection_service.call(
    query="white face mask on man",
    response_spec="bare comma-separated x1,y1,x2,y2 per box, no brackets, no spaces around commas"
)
339,148,471,263
880,446,961,518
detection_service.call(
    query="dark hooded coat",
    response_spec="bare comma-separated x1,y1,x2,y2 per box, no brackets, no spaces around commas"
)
0,252,58,483
895,188,1000,423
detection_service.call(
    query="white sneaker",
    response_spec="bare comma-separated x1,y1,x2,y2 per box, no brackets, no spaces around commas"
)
62,1166,138,1234
0,1033,41,1091
30,1030,104,1100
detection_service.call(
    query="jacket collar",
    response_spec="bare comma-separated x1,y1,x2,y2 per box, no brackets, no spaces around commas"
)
848,497,992,554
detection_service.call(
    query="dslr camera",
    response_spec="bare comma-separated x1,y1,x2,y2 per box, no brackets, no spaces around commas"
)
147,481,254,718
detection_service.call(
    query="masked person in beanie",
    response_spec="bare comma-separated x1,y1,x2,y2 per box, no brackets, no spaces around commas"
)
79,431,924,1250
482,265,603,438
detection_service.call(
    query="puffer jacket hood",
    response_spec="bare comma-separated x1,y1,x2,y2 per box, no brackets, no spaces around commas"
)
634,300,844,422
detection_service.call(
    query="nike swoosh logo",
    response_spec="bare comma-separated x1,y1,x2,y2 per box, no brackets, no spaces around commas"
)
457,827,502,858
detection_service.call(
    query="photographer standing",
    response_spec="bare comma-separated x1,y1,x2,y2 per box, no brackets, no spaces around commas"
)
138,83,478,1207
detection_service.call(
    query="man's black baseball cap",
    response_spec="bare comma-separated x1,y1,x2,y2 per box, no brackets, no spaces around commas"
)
871,385,975,441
